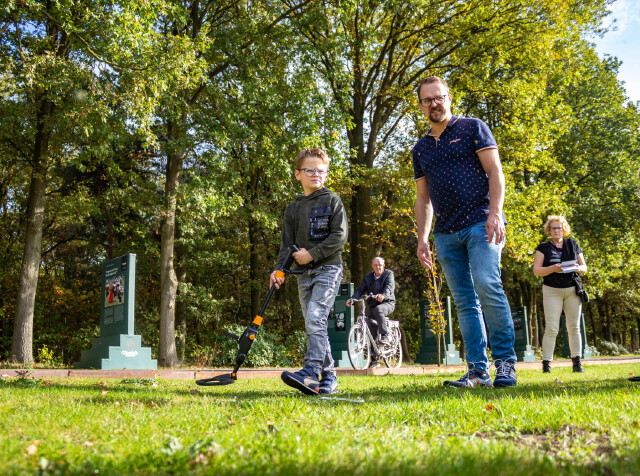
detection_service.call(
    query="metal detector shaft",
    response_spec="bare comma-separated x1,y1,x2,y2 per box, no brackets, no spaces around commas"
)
196,245,301,387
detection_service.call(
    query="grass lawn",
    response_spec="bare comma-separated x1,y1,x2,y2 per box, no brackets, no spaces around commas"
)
2,364,640,475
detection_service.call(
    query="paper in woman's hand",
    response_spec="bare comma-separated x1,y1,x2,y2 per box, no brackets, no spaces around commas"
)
561,260,579,273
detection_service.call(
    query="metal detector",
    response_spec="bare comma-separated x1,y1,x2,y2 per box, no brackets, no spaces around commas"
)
196,245,302,386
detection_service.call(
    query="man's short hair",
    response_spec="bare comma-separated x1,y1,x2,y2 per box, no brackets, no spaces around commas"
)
416,76,449,100
372,257,385,265
295,148,330,169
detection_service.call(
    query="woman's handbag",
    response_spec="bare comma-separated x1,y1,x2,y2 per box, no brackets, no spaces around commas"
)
572,273,590,303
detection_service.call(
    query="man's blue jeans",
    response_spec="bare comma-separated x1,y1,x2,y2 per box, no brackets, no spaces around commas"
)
434,221,516,373
297,264,343,377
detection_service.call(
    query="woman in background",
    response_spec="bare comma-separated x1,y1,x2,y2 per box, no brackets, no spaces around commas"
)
533,216,588,373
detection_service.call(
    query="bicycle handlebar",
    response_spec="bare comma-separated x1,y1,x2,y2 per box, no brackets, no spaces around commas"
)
347,294,378,304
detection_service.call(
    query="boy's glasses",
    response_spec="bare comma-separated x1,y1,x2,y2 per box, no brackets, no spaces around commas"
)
297,168,329,177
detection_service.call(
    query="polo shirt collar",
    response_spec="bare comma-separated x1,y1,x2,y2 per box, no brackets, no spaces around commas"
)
427,115,459,137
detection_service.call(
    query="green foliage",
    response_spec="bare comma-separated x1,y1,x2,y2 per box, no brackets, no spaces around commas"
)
1,0,639,365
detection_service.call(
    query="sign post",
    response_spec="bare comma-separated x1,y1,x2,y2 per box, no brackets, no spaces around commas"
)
74,254,157,369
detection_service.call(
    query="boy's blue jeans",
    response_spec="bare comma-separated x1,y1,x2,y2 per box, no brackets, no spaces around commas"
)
434,221,516,373
297,264,343,377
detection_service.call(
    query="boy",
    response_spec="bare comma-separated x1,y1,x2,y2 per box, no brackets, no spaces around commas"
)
270,148,348,395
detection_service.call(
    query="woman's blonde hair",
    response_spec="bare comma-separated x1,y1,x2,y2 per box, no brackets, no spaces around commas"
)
543,215,571,237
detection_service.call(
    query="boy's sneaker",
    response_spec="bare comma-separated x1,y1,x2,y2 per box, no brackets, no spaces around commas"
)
443,368,492,388
493,360,517,388
319,374,338,394
281,366,320,395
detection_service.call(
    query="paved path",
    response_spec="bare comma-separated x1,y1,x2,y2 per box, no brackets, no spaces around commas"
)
2,356,639,381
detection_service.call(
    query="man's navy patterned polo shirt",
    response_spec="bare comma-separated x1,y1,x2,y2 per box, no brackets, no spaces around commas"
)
412,115,505,233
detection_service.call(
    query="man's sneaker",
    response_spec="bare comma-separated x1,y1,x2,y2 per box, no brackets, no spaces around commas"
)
319,374,338,394
281,366,320,395
378,334,391,346
493,360,517,388
443,368,492,388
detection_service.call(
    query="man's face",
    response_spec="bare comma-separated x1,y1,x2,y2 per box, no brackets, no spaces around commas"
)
418,82,451,124
372,259,385,277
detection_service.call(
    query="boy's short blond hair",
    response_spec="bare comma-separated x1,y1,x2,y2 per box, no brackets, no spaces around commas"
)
543,215,571,237
295,148,330,169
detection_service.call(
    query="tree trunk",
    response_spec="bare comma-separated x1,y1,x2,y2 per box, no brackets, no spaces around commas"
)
537,299,545,349
588,303,597,347
10,98,54,363
158,120,183,367
175,225,187,363
248,214,261,319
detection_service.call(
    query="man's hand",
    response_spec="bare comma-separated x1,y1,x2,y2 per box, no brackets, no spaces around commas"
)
417,241,432,269
346,299,353,307
293,248,313,265
486,212,505,245
269,270,285,289
375,294,384,302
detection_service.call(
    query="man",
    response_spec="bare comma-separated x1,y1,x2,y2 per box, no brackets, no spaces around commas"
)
412,76,517,388
347,257,395,368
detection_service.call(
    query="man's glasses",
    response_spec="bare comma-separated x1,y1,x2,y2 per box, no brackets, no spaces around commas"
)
297,168,329,177
419,94,448,107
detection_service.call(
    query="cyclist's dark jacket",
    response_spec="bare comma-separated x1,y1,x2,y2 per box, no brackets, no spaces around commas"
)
351,269,395,307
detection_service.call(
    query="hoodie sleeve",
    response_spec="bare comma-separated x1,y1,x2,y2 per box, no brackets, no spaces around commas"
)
307,194,348,263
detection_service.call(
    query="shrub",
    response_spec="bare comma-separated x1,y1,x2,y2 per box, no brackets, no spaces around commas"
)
597,341,629,356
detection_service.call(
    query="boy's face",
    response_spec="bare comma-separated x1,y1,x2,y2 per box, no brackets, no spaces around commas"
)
294,156,329,195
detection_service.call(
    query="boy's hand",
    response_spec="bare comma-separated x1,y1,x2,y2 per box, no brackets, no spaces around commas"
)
293,248,313,265
270,270,285,289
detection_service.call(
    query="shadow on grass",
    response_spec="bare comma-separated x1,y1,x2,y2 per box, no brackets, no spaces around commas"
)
3,372,638,406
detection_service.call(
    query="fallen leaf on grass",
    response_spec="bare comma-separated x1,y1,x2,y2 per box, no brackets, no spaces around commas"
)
114,429,123,434
42,381,52,386
83,441,94,447
97,381,109,388
114,401,120,407
101,390,109,396
26,441,40,455
1,374,10,379
555,378,564,384
194,453,208,465
484,404,500,414
190,388,201,395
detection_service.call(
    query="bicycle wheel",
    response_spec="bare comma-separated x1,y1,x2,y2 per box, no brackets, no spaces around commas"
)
347,322,371,370
385,327,403,368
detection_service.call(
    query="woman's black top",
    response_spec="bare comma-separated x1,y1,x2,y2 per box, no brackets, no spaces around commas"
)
535,238,583,288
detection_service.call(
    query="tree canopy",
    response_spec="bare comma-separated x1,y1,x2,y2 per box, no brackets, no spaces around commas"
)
1,0,639,365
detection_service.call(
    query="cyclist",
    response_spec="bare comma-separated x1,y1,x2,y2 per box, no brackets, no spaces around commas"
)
347,257,395,368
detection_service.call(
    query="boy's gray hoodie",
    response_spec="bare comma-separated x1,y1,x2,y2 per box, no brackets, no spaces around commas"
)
275,188,348,269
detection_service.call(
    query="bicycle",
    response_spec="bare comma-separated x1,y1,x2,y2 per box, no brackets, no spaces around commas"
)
346,294,402,370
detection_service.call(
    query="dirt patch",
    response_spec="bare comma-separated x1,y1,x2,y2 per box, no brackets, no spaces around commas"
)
472,425,613,457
